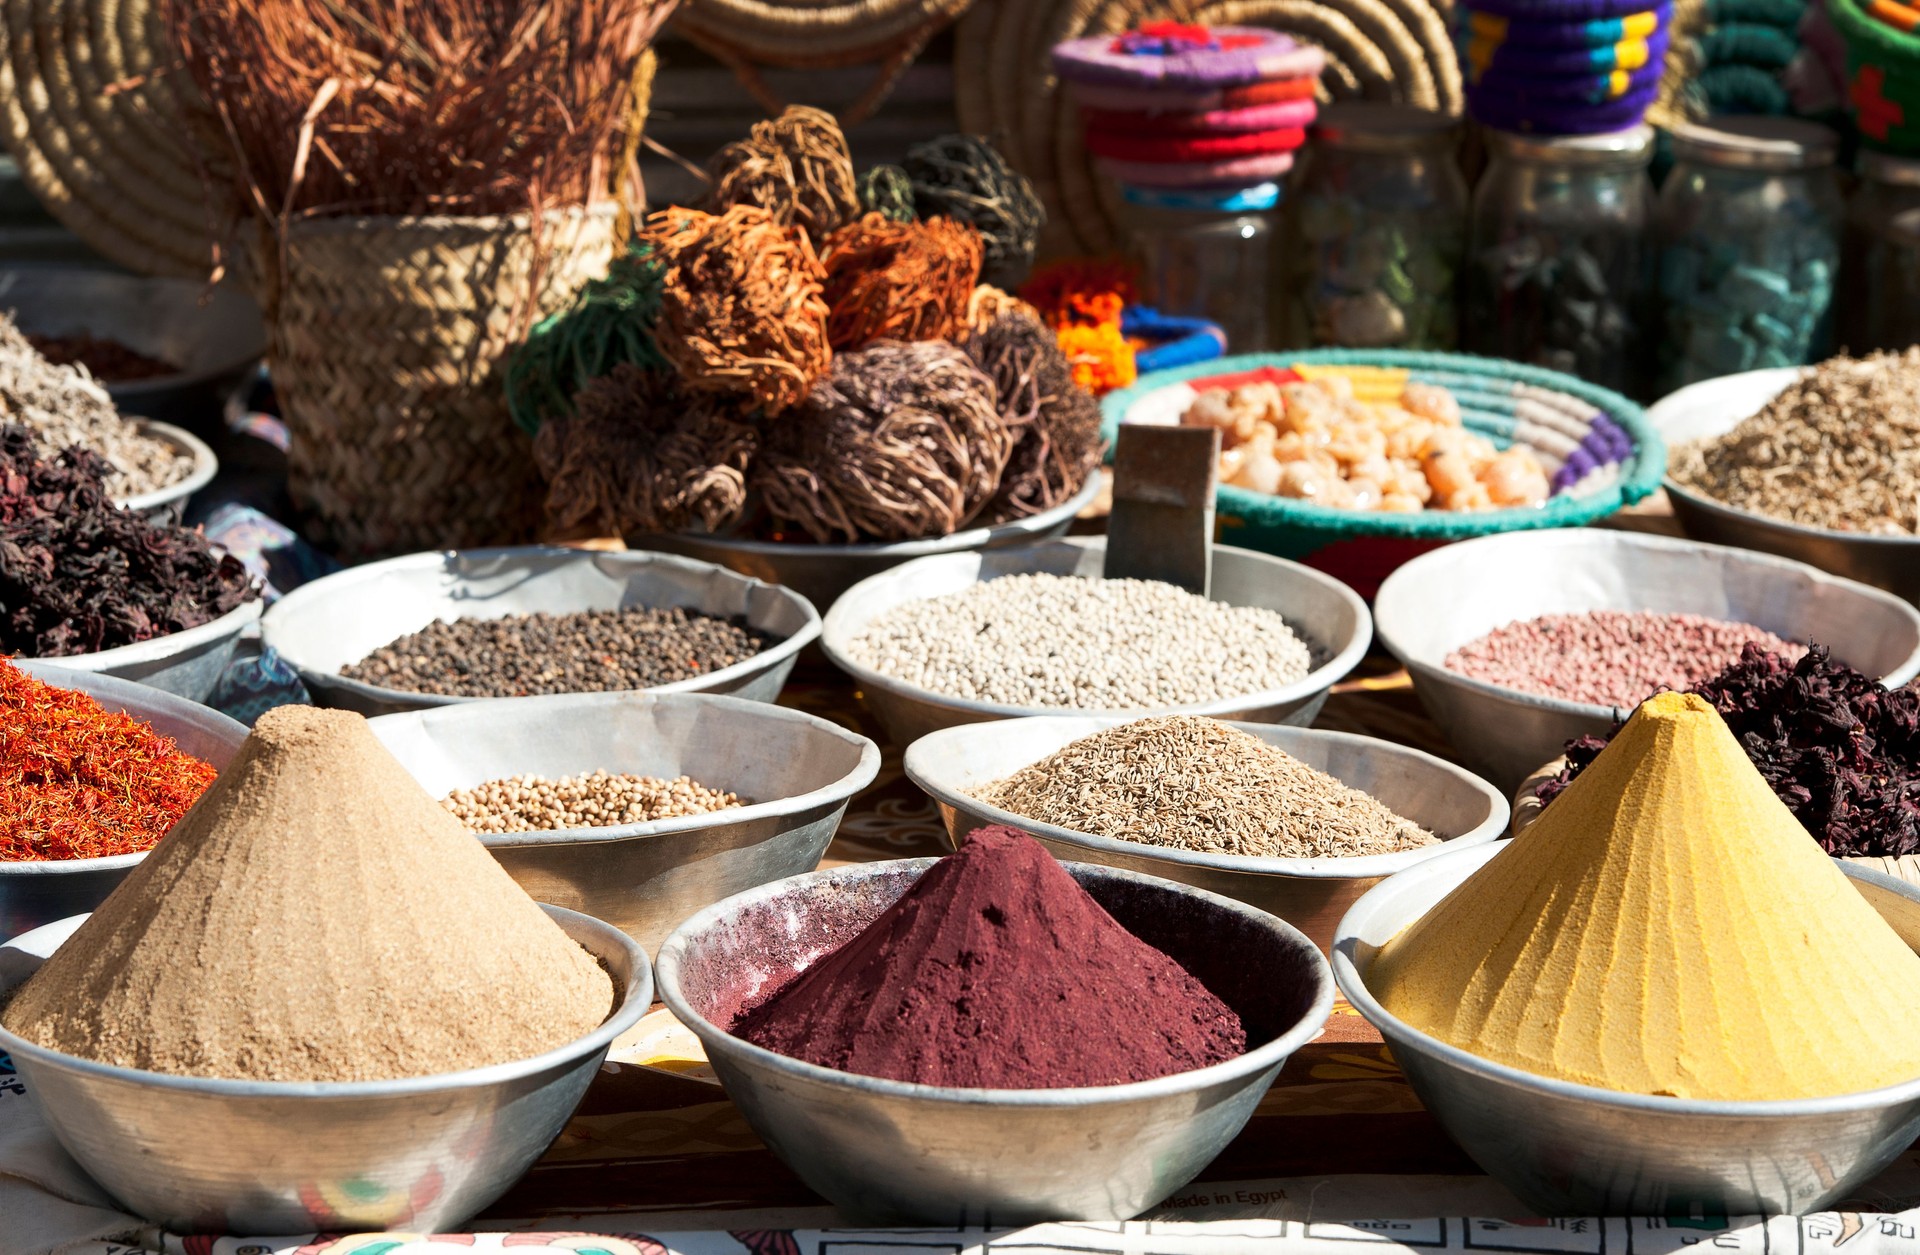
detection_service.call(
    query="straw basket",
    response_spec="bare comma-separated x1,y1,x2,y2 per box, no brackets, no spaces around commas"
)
254,206,618,557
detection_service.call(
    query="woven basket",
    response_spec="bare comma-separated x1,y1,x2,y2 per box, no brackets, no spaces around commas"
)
254,206,619,558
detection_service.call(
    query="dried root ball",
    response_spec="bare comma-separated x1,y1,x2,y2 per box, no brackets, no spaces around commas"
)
963,284,1043,341
639,205,831,416
966,312,1106,520
904,134,1046,284
753,341,1015,543
821,214,983,351
533,364,758,540
706,106,861,248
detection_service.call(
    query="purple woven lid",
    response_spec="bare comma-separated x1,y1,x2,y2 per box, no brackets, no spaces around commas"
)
1466,81,1658,132
1465,28,1670,80
1468,60,1664,101
1464,0,1661,19
1457,3,1672,46
1052,25,1326,89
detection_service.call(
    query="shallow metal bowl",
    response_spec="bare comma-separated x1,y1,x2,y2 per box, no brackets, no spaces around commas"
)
820,536,1372,746
1652,366,1920,606
0,663,248,942
655,857,1333,1225
0,903,649,1233
28,597,265,703
1372,528,1920,792
1334,841,1920,1216
116,421,218,524
644,473,1101,614
261,546,821,716
368,690,880,955
903,716,1507,955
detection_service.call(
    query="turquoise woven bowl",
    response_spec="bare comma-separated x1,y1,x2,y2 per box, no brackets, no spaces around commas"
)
1099,350,1665,597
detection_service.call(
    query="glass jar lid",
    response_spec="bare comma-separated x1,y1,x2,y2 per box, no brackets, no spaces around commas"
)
1486,124,1655,168
1668,118,1840,171
1860,149,1920,187
1311,103,1460,153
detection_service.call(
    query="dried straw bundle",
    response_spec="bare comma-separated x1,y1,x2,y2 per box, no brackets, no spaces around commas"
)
753,341,1013,543
705,107,861,248
904,134,1046,284
638,205,831,416
821,214,983,351
166,0,674,223
966,312,1105,521
533,364,757,539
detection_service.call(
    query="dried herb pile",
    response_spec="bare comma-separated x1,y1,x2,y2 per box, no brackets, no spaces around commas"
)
0,426,256,657
1540,645,1920,857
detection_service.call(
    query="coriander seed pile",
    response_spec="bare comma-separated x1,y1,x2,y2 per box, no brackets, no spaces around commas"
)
975,716,1435,859
443,770,742,833
844,574,1312,709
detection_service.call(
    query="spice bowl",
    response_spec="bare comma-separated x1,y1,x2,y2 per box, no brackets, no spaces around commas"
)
368,690,880,954
260,546,820,716
0,902,650,1233
1372,529,1920,792
903,717,1508,955
1333,841,1920,1215
118,420,219,524
820,536,1372,746
31,597,265,704
656,857,1334,1225
0,663,249,943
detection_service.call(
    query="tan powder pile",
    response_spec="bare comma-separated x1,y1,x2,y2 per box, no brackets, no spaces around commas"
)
444,770,742,834
974,716,1438,859
0,705,614,1082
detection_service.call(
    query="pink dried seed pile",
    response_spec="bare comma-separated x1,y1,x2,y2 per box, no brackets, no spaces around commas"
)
1443,611,1807,708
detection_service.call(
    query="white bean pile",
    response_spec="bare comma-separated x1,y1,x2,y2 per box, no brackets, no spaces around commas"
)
844,574,1313,709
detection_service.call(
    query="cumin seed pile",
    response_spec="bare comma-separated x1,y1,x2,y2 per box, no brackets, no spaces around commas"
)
974,716,1437,859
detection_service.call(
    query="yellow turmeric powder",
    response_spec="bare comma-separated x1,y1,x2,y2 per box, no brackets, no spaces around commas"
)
1371,691,1920,1101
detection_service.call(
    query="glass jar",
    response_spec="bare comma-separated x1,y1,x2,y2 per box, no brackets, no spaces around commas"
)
1655,118,1843,392
1121,182,1279,352
1279,104,1467,350
1464,126,1655,397
1839,150,1920,354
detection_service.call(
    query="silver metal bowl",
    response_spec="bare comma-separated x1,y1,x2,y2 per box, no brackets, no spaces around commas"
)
0,903,649,1233
820,536,1373,746
1373,528,1920,792
0,663,248,942
28,597,266,703
368,690,880,954
1334,840,1920,1216
903,716,1508,955
260,546,821,716
1651,366,1920,606
643,473,1103,615
118,420,218,524
655,857,1334,1225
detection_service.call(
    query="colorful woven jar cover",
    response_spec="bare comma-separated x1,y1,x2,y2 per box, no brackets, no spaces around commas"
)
1462,30,1669,81
1824,0,1920,150
1460,5,1669,48
1084,126,1308,162
1067,76,1319,113
1870,0,1920,31
1081,98,1319,135
1052,22,1327,89
1095,150,1299,186
1469,60,1665,101
1467,81,1660,130
1465,0,1664,20
1120,181,1283,211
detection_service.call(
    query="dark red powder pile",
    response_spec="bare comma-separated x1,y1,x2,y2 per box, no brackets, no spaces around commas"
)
731,826,1247,1088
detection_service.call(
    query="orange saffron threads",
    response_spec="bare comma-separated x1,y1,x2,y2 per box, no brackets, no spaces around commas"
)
0,660,217,862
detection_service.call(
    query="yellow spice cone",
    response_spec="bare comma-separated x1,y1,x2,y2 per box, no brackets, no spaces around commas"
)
1370,691,1920,1100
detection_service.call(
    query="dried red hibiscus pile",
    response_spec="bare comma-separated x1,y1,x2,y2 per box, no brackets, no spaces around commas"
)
0,425,255,657
1542,644,1920,857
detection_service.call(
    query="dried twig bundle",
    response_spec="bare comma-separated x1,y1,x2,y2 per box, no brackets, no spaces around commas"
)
753,341,1013,543
639,205,831,416
905,134,1046,284
856,164,916,223
821,214,982,351
533,364,757,539
963,284,1043,341
705,106,860,248
965,312,1106,521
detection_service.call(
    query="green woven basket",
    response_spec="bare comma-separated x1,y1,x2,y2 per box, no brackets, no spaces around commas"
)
1828,0,1920,155
1099,350,1666,596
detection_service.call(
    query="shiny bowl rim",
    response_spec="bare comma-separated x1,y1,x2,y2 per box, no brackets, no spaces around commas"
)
25,596,265,674
819,536,1374,722
0,902,651,1099
1332,840,1920,1117
1373,528,1920,723
261,545,823,709
116,421,219,513
655,855,1336,1106
1664,476,1920,550
901,715,1509,880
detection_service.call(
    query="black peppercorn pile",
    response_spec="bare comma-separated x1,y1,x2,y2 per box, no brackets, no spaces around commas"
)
341,607,779,698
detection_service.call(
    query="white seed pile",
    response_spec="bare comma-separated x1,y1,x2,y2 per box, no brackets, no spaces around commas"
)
442,770,742,834
844,574,1313,709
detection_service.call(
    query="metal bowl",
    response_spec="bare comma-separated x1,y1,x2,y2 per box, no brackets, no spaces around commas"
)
117,420,218,524
655,857,1334,1225
1652,366,1920,606
260,546,821,717
0,663,248,942
0,903,649,1233
28,597,266,703
1372,529,1920,792
643,473,1102,615
0,267,267,431
1333,841,1920,1216
902,716,1508,955
820,536,1373,746
367,690,880,955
